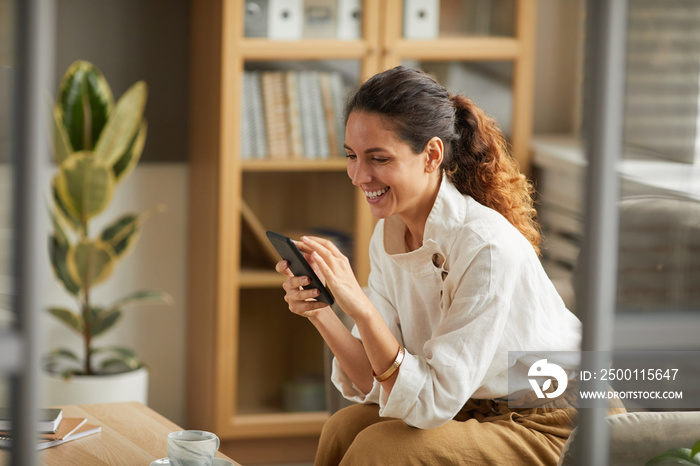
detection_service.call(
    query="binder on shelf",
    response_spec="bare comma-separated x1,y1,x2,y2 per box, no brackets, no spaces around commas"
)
285,72,304,159
249,71,268,159
337,0,361,40
303,0,337,39
244,0,269,38
268,0,303,40
308,71,330,159
319,73,339,158
261,71,291,159
328,72,348,157
403,0,440,40
241,72,255,160
297,71,318,159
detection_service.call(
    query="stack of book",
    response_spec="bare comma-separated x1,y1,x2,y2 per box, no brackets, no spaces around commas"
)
241,70,348,161
0,408,101,451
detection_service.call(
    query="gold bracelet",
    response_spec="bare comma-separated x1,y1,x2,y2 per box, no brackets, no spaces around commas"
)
372,345,405,382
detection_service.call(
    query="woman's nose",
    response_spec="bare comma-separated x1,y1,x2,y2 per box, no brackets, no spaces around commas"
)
348,159,371,186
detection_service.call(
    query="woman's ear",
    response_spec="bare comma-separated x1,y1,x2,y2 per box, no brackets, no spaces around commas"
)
424,137,444,173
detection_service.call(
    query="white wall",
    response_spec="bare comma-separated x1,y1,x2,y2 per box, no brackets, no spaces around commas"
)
533,0,585,135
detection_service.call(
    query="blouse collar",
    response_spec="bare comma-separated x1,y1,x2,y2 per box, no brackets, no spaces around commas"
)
382,174,467,275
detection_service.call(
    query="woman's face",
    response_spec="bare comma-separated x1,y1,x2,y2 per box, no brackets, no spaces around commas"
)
344,111,440,222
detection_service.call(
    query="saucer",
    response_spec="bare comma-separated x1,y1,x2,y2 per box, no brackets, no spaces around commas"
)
150,458,234,466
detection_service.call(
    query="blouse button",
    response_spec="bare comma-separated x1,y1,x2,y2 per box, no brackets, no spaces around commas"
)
432,253,445,269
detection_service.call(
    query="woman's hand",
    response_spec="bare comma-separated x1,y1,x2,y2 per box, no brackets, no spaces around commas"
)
296,236,371,319
275,259,330,319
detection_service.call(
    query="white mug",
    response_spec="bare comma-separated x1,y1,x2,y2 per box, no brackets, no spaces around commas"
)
167,430,220,466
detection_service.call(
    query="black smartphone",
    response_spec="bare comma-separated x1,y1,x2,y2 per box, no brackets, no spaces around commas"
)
266,231,335,305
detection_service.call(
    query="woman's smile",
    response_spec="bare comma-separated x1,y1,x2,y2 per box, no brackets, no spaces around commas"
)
364,186,390,201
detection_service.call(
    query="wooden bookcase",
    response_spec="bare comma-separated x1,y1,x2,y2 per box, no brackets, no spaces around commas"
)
187,0,536,462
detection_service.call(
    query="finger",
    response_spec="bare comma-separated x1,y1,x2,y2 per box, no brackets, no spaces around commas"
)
286,286,322,303
282,275,311,292
289,300,330,316
275,260,294,277
303,236,341,255
309,250,334,284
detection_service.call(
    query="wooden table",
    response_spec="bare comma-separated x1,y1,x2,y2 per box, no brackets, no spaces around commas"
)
28,402,239,465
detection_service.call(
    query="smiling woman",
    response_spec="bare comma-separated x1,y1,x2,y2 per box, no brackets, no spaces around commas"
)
275,66,589,466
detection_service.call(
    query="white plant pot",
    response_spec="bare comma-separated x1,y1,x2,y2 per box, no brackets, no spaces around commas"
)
41,367,149,406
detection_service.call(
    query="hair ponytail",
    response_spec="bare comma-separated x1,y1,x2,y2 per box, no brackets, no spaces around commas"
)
346,66,541,254
447,94,541,254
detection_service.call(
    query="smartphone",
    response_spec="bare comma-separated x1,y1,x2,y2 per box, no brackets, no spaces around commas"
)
266,231,335,305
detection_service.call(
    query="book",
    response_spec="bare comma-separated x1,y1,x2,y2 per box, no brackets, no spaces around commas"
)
0,408,63,434
261,71,291,159
298,71,329,159
0,418,100,451
268,0,303,40
337,0,361,40
303,0,337,39
285,72,304,159
249,71,268,159
319,72,339,158
308,71,330,159
37,422,101,451
328,72,348,157
240,72,255,160
244,0,269,38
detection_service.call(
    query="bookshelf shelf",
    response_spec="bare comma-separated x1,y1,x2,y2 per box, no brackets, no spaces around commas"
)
240,39,370,60
241,158,348,172
393,37,522,61
239,269,284,288
188,0,536,461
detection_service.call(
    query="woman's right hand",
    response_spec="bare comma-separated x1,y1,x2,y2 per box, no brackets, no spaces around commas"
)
275,260,330,319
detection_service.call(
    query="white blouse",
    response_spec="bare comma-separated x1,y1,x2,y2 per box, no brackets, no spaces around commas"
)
331,177,582,429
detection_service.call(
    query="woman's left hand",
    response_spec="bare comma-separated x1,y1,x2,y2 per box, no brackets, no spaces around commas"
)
297,236,370,319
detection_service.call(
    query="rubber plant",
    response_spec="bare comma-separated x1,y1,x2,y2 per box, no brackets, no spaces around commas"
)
645,440,700,465
46,60,171,378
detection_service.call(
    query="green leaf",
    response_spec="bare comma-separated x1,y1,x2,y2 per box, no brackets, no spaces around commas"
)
94,81,147,166
94,346,143,372
91,346,138,359
692,441,700,460
51,104,73,165
47,307,83,333
49,234,81,295
52,179,80,231
54,152,115,220
66,239,116,288
113,120,148,182
100,214,140,258
58,60,113,151
47,348,81,363
90,307,122,337
110,290,172,311
645,448,698,465
47,200,70,247
43,348,84,379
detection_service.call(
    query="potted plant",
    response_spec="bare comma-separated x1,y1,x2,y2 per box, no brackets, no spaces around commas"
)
43,60,171,405
645,439,700,465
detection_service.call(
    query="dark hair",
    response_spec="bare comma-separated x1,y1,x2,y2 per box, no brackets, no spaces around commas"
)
345,66,541,254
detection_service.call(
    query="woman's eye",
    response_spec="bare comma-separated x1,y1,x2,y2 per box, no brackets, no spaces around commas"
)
373,158,389,164
345,153,356,160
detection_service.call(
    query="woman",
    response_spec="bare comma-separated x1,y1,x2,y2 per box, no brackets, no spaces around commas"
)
276,66,583,465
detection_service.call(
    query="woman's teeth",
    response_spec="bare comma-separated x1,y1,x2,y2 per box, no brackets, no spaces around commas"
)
365,187,389,199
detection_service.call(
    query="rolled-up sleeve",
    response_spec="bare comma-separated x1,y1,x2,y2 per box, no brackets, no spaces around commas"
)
378,292,512,428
